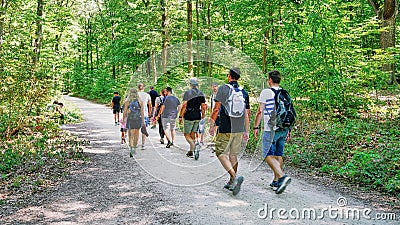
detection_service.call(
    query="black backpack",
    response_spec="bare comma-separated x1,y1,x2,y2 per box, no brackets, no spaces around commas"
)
272,88,296,130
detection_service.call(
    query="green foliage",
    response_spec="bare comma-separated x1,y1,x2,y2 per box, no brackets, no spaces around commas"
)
285,97,400,196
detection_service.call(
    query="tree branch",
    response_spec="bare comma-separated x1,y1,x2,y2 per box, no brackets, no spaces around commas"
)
368,0,381,16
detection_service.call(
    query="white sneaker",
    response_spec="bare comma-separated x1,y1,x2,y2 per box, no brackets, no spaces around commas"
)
141,145,145,150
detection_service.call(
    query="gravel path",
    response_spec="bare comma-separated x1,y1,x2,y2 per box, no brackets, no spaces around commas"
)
1,96,398,224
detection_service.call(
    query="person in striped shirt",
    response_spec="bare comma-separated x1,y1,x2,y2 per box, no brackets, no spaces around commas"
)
253,70,292,194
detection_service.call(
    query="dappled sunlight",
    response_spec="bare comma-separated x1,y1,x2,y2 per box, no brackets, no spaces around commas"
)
216,199,251,207
52,200,92,212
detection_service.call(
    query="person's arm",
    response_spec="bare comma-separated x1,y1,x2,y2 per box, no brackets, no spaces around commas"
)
157,105,165,119
140,100,145,125
209,102,221,136
253,103,264,138
201,102,207,119
179,101,187,123
153,101,159,118
147,97,152,117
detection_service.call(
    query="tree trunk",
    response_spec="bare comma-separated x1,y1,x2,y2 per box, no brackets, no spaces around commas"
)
187,0,193,76
85,19,89,74
111,20,116,80
152,51,157,83
206,0,212,77
0,0,7,53
195,0,200,77
32,0,44,68
161,0,169,74
369,0,397,84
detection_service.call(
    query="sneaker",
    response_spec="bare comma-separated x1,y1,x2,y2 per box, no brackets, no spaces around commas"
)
129,147,136,157
160,138,164,144
186,151,194,158
115,122,118,126
230,176,244,196
269,180,279,191
275,175,291,194
117,122,120,125
194,143,200,160
166,141,173,148
224,182,232,190
141,145,145,150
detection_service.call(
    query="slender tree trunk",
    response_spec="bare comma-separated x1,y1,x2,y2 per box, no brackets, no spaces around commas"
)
85,19,90,74
32,0,44,68
152,51,157,83
262,5,272,75
90,23,94,72
187,0,193,76
195,0,200,77
96,41,99,70
111,20,116,80
0,0,7,53
161,0,169,74
369,0,397,84
206,0,212,77
262,29,268,75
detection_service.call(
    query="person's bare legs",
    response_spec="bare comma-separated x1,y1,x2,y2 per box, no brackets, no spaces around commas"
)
184,132,196,151
265,156,284,181
218,155,237,181
229,155,238,183
141,133,146,147
132,129,139,148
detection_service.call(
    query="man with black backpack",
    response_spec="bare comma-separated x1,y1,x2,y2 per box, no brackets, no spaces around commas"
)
253,70,296,194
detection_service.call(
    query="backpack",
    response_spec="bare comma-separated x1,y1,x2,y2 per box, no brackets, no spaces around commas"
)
155,96,165,117
225,84,246,118
128,100,141,120
271,88,296,130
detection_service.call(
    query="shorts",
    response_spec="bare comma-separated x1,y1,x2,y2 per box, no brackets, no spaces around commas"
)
162,117,176,131
263,129,289,158
214,133,243,157
183,119,199,134
127,117,141,129
120,128,127,132
113,108,120,114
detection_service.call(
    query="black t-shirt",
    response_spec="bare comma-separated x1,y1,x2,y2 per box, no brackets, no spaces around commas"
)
112,96,121,109
215,81,250,133
149,90,159,107
183,88,206,121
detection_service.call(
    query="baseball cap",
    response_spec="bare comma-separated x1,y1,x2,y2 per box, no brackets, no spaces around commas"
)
189,77,199,86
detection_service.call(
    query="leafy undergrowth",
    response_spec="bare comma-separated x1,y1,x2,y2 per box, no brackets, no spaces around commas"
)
0,99,88,205
285,94,400,198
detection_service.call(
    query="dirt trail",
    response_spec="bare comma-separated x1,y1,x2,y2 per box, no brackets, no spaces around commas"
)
1,96,398,225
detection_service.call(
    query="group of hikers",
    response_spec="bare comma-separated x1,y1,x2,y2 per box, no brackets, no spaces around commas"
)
111,68,296,196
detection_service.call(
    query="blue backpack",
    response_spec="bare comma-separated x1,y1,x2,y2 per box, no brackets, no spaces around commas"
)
128,100,141,120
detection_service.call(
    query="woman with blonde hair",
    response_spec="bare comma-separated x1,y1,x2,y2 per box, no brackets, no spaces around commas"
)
123,88,145,157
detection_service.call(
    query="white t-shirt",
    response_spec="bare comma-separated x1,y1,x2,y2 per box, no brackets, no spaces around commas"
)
138,91,151,117
258,87,280,131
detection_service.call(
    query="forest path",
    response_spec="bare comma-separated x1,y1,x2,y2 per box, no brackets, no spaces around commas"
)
1,96,398,224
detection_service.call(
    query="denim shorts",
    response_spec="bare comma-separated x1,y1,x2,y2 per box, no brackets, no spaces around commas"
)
262,129,289,158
